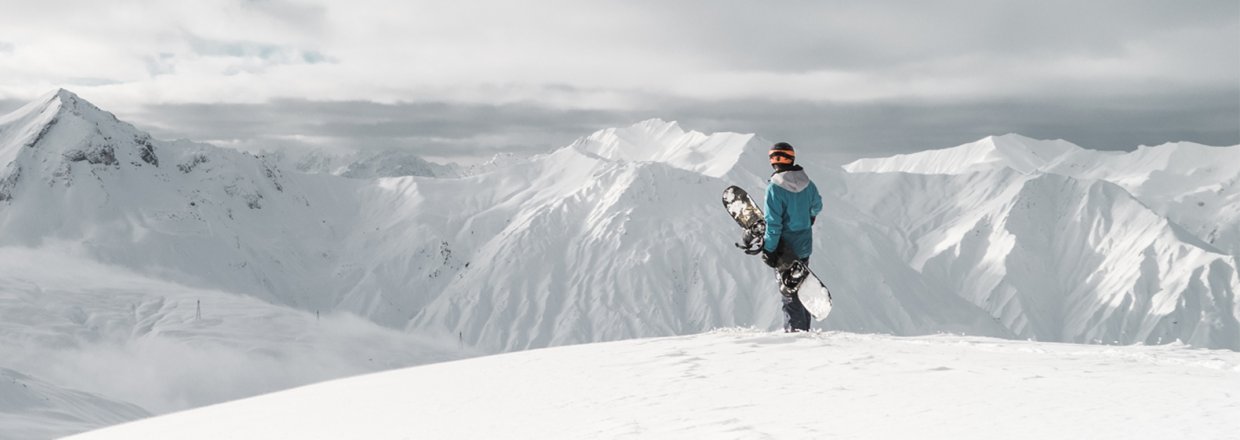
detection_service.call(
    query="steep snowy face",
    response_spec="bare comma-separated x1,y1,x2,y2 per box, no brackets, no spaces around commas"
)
842,134,1084,175
836,169,1238,348
569,118,763,178
846,136,1240,270
1045,142,1240,258
839,136,1240,349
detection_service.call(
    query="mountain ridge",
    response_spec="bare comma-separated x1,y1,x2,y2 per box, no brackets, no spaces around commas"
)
3,88,1238,437
0,90,1234,351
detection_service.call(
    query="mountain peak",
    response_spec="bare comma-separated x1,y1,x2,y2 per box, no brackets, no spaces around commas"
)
52,87,78,102
0,88,158,190
1,88,114,128
568,119,758,178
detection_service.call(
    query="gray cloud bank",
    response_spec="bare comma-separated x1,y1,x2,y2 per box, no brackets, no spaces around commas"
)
2,0,1235,165
130,88,1238,166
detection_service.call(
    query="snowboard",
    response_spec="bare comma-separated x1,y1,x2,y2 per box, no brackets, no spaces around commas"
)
722,185,833,320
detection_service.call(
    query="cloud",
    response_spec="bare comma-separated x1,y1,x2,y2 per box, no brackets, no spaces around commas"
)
238,0,328,32
0,99,23,115
185,33,333,65
0,41,13,54
1,0,1234,106
134,99,637,159
0,0,1234,161
656,90,1240,163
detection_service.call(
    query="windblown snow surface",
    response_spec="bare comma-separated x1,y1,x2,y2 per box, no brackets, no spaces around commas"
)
1,90,1238,438
70,330,1240,440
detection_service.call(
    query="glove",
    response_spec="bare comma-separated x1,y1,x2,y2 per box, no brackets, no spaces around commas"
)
811,216,816,225
761,249,778,268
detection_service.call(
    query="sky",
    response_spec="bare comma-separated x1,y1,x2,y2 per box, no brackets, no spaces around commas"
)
0,0,1237,165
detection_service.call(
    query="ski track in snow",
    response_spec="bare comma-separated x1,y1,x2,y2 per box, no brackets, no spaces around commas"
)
70,329,1240,440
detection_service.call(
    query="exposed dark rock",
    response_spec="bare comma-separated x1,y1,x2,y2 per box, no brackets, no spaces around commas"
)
245,192,263,209
264,165,284,192
177,154,209,173
63,142,118,166
136,135,158,166
0,166,20,201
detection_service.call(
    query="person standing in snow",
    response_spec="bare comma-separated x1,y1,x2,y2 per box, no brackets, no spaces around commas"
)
761,142,823,332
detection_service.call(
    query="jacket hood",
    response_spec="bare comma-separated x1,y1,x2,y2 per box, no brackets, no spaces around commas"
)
771,167,811,193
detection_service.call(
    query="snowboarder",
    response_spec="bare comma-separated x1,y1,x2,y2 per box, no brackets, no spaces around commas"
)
761,142,823,332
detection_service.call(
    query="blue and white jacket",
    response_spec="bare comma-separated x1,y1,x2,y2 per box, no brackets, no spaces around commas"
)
762,165,822,258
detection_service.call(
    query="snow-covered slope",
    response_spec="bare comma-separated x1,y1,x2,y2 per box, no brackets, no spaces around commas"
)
0,368,149,440
0,246,470,439
69,330,1240,440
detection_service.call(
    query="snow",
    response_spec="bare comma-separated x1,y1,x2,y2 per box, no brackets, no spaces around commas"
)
1,90,1238,438
842,134,1084,175
0,368,149,440
0,246,472,439
68,330,1240,440
570,118,757,178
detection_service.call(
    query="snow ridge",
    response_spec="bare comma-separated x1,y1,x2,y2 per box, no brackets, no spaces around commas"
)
569,118,761,178
842,133,1084,175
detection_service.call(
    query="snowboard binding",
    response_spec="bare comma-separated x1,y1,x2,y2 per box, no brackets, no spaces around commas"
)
777,259,809,297
736,223,766,255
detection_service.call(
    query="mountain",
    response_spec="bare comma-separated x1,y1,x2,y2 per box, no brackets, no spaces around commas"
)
840,135,1239,347
1,92,1235,351
2,90,1238,437
845,134,1240,260
67,330,1240,440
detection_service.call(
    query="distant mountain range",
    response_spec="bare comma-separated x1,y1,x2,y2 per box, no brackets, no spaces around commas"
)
1,88,1236,437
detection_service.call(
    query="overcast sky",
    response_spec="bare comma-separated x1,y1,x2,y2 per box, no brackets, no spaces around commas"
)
1,0,1236,164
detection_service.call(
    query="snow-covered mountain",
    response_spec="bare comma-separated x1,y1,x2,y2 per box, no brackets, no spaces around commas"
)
845,134,1240,260
2,90,1238,438
842,135,1239,347
1,91,1235,351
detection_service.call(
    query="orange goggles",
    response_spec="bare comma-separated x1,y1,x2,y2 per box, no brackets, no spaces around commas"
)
769,149,795,165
